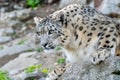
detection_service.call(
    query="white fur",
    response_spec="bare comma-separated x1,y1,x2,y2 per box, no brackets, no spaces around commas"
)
62,37,99,63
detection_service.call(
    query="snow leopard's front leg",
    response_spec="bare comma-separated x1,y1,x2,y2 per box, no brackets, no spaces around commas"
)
46,63,69,80
91,31,118,64
90,49,112,64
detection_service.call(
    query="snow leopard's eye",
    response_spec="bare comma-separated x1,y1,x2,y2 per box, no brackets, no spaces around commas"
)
48,30,54,34
36,31,40,36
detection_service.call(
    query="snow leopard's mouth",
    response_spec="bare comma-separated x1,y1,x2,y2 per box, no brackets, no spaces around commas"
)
44,46,55,50
43,45,55,50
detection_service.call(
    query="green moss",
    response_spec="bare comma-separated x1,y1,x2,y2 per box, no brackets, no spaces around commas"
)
17,39,26,45
54,46,61,51
0,70,11,80
0,46,4,50
25,65,37,73
25,64,42,73
57,58,65,64
12,33,19,38
27,0,41,8
25,64,49,74
41,68,48,74
36,47,44,52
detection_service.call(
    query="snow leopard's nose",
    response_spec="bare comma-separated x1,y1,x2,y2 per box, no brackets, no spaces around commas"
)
42,43,48,48
41,43,55,50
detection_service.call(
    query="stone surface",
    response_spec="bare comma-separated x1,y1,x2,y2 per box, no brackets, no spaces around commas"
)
0,28,14,36
0,49,63,80
44,0,56,4
0,9,31,20
0,20,21,28
1,52,39,80
96,0,120,14
0,9,31,28
0,29,4,36
0,36,12,44
59,0,120,14
60,56,120,80
1,52,38,71
4,27,14,35
0,45,33,58
59,0,86,8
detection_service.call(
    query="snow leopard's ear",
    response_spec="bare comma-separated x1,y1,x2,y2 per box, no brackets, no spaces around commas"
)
50,11,65,25
34,17,42,25
58,12,64,25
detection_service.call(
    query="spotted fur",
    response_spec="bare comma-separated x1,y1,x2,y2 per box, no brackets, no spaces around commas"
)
34,4,120,80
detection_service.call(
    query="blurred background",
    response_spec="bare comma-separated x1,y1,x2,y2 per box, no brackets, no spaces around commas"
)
0,0,120,80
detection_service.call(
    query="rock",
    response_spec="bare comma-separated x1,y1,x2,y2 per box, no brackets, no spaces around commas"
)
13,4,23,10
95,0,120,14
4,27,14,35
15,9,31,20
0,45,33,58
60,56,120,80
0,36,12,44
59,0,86,8
1,52,38,72
0,27,14,36
44,0,56,4
0,29,4,36
8,20,22,28
1,52,39,80
0,9,31,28
39,77,46,80
0,7,6,13
88,0,120,23
0,20,21,28
0,9,31,20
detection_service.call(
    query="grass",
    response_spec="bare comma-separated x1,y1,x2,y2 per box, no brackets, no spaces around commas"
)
25,64,42,73
0,70,11,80
57,58,65,64
41,68,48,74
0,46,4,50
27,0,40,9
25,65,37,73
17,39,27,45
54,46,61,51
36,47,44,52
25,64,48,74
12,33,19,38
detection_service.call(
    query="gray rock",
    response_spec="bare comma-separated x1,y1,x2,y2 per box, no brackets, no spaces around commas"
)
39,77,46,80
4,27,14,35
60,57,120,80
96,0,120,14
0,45,33,58
1,52,38,72
8,20,21,28
0,29,4,36
59,0,86,8
13,4,23,10
0,36,12,44
1,52,39,80
0,28,14,36
0,9,31,28
44,0,55,4
0,18,21,28
0,7,5,13
0,9,31,20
